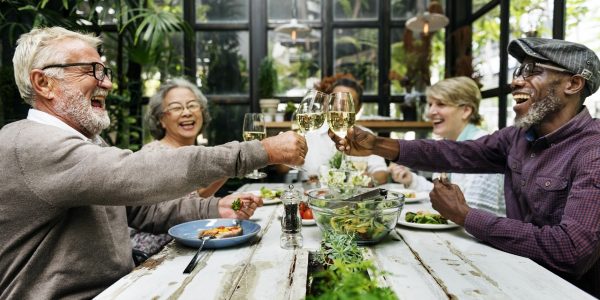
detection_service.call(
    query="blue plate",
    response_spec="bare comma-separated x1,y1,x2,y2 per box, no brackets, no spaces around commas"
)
168,219,261,249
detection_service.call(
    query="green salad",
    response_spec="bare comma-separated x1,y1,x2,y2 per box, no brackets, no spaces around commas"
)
405,211,448,224
259,186,283,199
311,198,400,243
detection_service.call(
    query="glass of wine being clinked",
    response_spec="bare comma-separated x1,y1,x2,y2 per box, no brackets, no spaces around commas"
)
287,89,329,172
327,91,355,168
242,113,267,179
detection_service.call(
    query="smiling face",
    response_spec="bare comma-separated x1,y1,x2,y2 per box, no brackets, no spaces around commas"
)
426,96,472,140
511,59,565,129
159,87,203,146
50,39,112,136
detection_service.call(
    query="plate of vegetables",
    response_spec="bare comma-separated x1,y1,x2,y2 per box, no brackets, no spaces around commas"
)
397,210,459,229
248,187,283,205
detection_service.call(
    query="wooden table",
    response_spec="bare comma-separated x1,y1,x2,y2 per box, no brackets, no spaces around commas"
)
95,183,593,300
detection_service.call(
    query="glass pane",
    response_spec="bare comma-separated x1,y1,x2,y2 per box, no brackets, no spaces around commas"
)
359,103,378,119
196,31,250,95
196,0,248,23
472,5,500,91
334,0,377,20
390,29,444,95
479,96,516,132
391,0,418,20
143,33,185,97
205,104,249,145
472,0,491,14
334,28,378,94
268,30,322,97
566,0,600,115
269,0,321,21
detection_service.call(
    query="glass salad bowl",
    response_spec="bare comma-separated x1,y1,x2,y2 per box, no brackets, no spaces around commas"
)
306,188,405,245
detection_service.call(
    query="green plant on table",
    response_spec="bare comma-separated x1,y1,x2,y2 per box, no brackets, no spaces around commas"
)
308,232,398,300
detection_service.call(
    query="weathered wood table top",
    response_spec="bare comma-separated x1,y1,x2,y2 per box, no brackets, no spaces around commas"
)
95,183,593,300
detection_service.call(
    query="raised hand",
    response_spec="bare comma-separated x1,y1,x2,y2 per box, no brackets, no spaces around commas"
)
328,126,377,156
261,131,308,166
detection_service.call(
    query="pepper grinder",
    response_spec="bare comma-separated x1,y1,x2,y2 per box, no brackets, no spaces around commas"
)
280,184,303,249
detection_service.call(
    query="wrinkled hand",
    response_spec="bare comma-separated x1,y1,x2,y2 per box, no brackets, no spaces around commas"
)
261,131,308,166
328,127,376,156
429,178,470,226
389,163,413,186
218,193,264,219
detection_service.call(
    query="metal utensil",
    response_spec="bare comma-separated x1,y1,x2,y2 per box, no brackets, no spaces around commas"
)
183,235,214,274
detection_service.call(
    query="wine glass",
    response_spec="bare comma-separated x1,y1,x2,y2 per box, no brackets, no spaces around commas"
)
287,90,329,172
296,89,328,135
327,91,355,169
242,113,267,179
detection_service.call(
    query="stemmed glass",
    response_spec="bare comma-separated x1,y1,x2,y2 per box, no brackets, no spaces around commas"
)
327,91,355,169
287,89,329,172
242,113,267,179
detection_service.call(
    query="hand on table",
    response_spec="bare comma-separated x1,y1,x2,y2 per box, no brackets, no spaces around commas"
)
218,193,264,219
388,163,413,186
429,178,470,226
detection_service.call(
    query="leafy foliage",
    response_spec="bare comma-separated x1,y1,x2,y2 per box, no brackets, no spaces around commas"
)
258,57,278,99
308,232,397,300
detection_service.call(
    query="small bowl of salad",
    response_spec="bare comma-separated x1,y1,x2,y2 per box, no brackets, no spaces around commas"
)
306,188,405,245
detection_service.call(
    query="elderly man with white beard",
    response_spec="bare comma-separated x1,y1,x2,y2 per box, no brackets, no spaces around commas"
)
0,26,307,299
330,37,600,298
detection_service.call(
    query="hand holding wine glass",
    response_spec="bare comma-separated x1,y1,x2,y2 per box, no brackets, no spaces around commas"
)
243,113,267,179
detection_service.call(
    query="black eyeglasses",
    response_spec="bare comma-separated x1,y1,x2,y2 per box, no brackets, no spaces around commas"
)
42,62,113,82
513,62,572,80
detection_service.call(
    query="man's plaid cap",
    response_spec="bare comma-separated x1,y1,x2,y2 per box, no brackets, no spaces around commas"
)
508,37,600,97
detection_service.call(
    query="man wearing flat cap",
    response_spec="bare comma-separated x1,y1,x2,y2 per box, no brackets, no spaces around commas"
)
330,37,600,297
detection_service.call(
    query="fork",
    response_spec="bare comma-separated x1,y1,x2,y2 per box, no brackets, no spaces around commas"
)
183,235,214,274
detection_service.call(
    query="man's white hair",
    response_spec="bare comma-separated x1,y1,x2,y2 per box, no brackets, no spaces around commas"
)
12,27,101,106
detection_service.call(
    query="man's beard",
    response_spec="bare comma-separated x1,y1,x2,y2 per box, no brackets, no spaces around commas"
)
55,87,110,136
514,86,563,129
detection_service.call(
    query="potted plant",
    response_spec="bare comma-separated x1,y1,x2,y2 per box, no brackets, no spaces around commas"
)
284,101,296,121
258,57,279,121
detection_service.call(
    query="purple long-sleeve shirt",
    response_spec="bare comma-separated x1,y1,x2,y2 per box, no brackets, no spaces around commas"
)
396,108,600,297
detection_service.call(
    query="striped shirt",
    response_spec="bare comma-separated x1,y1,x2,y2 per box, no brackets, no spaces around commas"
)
396,108,600,297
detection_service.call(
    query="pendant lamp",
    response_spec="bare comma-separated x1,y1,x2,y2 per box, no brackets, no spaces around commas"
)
405,0,449,35
274,0,310,43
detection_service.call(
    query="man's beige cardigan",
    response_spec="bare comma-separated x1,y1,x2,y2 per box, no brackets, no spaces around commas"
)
0,119,268,299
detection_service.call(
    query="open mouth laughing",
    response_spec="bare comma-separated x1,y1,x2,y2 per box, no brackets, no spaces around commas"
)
179,120,196,130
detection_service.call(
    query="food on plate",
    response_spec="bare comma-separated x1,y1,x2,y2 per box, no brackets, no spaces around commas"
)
405,211,448,224
231,198,242,211
260,186,283,199
299,202,314,220
402,191,416,198
198,225,243,239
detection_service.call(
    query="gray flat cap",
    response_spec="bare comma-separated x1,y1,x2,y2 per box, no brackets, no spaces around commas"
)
508,37,600,97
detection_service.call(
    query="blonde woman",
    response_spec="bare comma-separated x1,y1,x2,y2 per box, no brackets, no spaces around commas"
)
390,76,505,215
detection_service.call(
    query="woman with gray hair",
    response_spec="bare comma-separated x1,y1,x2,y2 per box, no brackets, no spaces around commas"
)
130,78,247,256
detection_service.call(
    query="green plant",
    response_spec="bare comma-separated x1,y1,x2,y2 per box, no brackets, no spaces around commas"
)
258,57,278,99
308,232,398,300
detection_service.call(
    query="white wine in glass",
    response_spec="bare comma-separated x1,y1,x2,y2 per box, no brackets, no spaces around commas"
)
327,91,355,168
243,113,267,179
327,91,355,138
